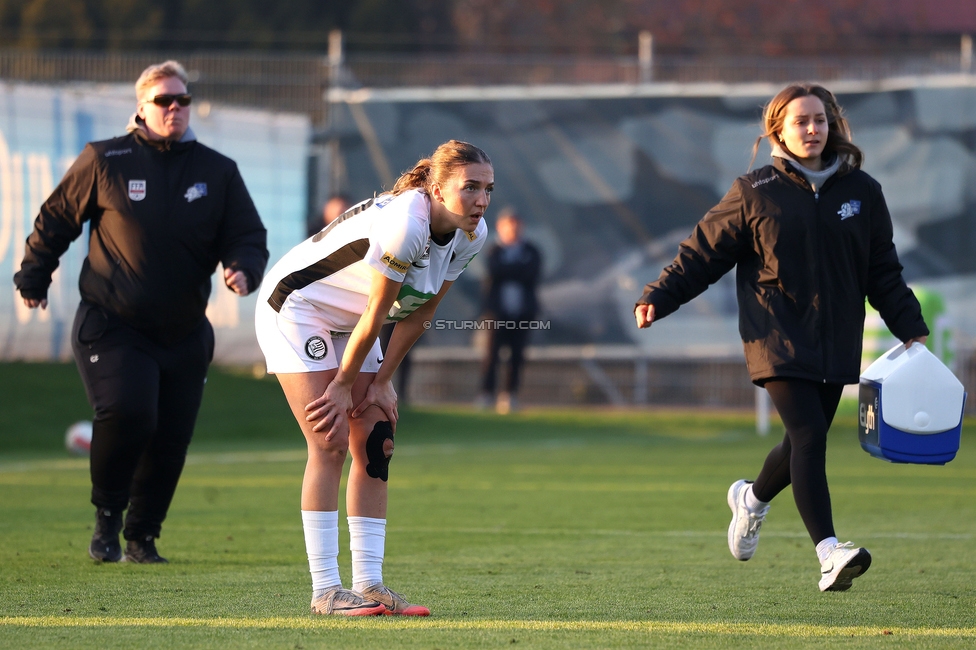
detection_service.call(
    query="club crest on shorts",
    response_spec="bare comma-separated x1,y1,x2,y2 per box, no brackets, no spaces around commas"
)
128,180,147,201
305,336,328,360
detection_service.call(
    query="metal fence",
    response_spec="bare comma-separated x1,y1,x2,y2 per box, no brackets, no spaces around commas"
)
343,50,968,88
2,47,972,127
0,50,330,123
405,346,976,414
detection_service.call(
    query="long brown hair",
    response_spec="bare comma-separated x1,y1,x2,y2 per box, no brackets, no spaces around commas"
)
386,140,492,196
750,83,863,169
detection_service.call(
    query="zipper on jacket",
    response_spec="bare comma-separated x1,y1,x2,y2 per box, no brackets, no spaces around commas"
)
813,189,828,381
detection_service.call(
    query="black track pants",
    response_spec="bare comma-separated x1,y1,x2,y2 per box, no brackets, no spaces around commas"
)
71,301,214,540
481,326,529,395
751,378,844,545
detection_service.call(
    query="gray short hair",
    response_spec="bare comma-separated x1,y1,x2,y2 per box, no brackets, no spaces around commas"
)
135,61,189,100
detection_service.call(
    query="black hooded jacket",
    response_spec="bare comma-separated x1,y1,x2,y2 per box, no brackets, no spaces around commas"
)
482,241,543,320
14,127,269,345
637,157,928,385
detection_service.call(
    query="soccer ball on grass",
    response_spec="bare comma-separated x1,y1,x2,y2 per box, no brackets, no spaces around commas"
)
65,420,93,457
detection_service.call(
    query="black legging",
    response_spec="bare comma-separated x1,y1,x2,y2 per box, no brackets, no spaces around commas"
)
751,378,844,545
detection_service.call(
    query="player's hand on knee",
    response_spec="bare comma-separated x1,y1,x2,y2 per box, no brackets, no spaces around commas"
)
313,409,350,443
351,380,398,432
321,415,351,450
307,381,354,438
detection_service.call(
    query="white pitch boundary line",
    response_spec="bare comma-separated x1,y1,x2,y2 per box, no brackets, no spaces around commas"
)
1,616,975,637
384,526,973,540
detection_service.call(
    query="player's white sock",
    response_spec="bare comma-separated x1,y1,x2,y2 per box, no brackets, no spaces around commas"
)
816,536,840,563
349,515,386,592
302,510,341,597
744,483,768,511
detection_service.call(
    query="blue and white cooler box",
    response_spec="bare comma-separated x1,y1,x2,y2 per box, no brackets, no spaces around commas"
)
859,342,966,465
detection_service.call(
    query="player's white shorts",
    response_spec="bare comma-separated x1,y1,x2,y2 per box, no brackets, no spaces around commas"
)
255,297,383,375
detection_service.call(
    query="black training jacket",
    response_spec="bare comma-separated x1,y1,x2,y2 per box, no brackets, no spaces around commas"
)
482,241,543,320
637,157,928,385
14,129,269,345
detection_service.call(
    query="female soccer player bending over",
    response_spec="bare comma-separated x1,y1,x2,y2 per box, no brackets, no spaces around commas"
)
256,140,493,615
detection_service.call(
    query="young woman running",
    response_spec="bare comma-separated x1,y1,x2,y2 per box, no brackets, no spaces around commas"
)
635,84,928,592
256,140,493,614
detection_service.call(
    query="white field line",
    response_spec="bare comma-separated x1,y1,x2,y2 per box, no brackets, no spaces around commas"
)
383,527,974,540
0,616,974,637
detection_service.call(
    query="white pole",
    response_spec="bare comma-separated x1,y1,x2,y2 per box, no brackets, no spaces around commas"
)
328,29,344,68
962,34,973,74
639,31,653,83
328,29,344,89
756,385,770,436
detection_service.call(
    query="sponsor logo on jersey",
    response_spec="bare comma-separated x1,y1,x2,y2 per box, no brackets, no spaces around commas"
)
104,148,132,157
128,180,147,201
305,336,327,360
465,229,478,241
185,183,208,203
751,176,776,189
375,195,395,208
837,200,861,220
381,252,409,273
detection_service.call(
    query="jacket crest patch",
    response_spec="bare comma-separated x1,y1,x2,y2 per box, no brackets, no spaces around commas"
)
838,200,861,220
185,183,208,203
128,180,146,201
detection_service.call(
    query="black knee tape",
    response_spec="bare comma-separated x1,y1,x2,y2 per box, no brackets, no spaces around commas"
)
365,421,394,482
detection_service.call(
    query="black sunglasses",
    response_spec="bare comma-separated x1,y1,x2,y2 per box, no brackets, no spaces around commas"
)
143,93,192,107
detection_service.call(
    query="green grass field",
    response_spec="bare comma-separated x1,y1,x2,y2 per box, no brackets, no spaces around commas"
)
1,363,974,648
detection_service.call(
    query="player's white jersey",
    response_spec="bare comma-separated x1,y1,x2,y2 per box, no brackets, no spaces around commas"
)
259,189,487,332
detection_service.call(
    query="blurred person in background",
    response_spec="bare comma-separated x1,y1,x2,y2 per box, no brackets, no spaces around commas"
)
635,83,927,592
14,60,269,564
477,208,542,414
255,140,492,616
320,193,352,232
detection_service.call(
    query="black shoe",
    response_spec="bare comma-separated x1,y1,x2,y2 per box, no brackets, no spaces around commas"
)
122,535,169,564
88,508,123,562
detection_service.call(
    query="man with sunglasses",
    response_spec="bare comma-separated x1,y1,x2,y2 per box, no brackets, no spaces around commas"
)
15,60,268,564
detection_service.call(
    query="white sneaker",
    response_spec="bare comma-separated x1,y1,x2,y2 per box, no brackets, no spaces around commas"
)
818,542,871,592
727,479,769,561
359,583,431,616
496,392,516,414
310,587,386,616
